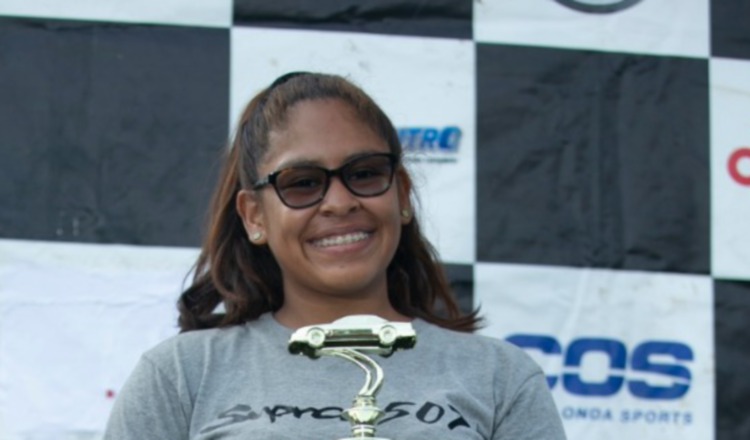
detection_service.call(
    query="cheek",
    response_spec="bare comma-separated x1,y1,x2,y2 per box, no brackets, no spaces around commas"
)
381,198,405,231
265,207,309,246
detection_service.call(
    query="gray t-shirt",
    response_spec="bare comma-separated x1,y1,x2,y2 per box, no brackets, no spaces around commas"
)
104,313,566,439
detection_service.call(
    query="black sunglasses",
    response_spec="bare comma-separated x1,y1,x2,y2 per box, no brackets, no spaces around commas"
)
253,153,399,209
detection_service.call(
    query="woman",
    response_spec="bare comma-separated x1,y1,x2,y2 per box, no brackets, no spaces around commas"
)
104,72,566,439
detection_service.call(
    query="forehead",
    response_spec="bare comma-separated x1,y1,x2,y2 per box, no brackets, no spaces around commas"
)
262,99,390,170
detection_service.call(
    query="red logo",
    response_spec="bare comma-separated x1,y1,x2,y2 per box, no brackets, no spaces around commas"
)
728,147,750,186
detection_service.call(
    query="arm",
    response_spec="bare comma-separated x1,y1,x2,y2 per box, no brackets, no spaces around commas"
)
103,356,191,440
493,371,567,439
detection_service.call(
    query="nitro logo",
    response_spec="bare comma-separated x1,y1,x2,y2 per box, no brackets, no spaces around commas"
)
554,0,643,13
507,334,693,399
399,127,461,164
728,147,750,186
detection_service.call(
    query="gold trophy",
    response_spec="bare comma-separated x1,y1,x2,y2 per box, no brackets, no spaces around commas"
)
289,315,417,440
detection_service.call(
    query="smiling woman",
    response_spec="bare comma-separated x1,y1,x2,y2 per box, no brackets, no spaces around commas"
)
103,72,567,440
179,72,477,333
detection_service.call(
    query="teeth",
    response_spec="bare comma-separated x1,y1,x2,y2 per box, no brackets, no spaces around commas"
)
313,232,370,248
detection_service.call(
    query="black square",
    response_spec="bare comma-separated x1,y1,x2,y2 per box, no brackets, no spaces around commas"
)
714,279,750,440
476,43,710,274
0,18,229,246
443,263,474,315
711,0,750,60
233,0,472,40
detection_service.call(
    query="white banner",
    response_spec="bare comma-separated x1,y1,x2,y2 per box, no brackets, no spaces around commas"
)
0,239,196,439
0,0,231,27
475,263,714,440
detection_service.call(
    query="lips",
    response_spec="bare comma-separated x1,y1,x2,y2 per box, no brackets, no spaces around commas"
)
310,231,371,248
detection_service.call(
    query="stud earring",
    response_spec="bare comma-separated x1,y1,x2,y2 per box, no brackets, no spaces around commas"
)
401,209,410,219
250,231,263,241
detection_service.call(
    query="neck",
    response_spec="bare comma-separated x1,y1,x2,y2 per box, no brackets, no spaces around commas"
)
274,292,409,329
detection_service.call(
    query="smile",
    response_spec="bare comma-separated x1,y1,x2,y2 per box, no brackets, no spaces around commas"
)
311,232,371,248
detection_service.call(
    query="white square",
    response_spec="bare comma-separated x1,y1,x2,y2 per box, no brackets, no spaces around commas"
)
230,28,476,264
474,0,709,58
710,57,750,281
475,262,714,440
0,0,232,28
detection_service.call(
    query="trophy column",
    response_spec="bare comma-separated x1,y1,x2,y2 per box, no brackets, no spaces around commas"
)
323,348,387,440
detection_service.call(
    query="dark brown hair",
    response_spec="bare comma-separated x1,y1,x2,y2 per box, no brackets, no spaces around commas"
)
178,72,481,332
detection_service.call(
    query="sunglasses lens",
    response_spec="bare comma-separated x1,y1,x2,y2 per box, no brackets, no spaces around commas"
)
343,155,395,196
269,154,396,208
275,168,327,208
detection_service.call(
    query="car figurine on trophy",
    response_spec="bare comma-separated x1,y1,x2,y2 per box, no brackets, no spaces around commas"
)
288,315,417,440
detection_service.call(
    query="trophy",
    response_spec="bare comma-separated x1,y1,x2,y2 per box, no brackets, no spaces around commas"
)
288,315,417,440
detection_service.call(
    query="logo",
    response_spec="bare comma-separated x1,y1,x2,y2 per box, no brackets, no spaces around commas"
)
554,0,643,13
507,334,693,399
398,126,461,164
728,147,750,186
200,400,471,434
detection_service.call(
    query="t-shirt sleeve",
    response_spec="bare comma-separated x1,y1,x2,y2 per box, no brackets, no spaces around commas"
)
103,355,191,440
493,370,568,439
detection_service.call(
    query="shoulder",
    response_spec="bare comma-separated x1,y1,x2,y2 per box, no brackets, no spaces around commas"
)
411,320,545,394
141,315,283,375
416,320,539,369
137,326,237,380
404,321,562,429
145,324,245,360
429,329,567,438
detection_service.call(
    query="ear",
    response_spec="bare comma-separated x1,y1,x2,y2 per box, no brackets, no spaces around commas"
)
395,167,413,225
236,189,268,245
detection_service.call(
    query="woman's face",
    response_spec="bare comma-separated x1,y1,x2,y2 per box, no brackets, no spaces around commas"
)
238,98,411,303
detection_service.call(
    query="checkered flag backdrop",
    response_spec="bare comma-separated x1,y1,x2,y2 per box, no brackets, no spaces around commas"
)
0,1,748,439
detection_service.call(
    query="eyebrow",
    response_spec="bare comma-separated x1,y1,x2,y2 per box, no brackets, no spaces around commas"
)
272,150,388,172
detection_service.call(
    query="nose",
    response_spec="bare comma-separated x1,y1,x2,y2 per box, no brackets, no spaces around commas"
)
319,176,360,215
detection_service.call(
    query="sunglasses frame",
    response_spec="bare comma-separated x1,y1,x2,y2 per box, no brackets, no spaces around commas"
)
253,152,399,209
